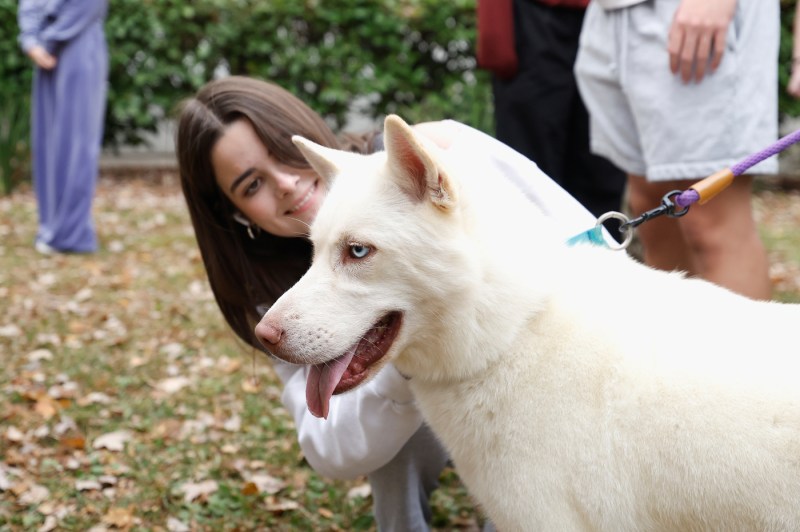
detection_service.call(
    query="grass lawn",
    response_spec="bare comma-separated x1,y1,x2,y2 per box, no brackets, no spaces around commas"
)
1,173,798,531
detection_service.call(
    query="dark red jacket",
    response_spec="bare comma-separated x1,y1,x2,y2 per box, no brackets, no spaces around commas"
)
476,0,588,79
536,0,589,7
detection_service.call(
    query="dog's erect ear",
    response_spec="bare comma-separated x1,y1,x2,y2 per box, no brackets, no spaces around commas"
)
292,136,343,182
383,115,457,211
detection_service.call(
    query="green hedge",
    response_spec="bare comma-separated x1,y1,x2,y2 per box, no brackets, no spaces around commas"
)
2,0,800,194
780,0,800,119
0,0,492,193
0,1,32,193
103,0,492,143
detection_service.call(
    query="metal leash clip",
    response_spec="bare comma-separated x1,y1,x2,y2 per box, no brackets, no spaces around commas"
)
618,189,690,233
595,211,633,251
576,191,690,252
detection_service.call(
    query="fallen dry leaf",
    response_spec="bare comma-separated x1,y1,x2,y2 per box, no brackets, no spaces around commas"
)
241,377,259,394
79,392,113,406
54,415,78,436
0,324,22,337
38,515,58,532
34,395,61,419
241,482,259,496
76,479,102,492
178,479,218,503
18,483,50,505
264,496,300,514
154,376,191,395
27,348,53,363
220,444,238,454
166,517,190,532
93,430,133,452
217,356,242,374
244,473,285,495
346,482,372,500
102,506,135,528
222,414,241,432
159,342,184,359
129,356,148,368
149,419,183,441
59,435,86,450
5,426,24,443
0,467,12,491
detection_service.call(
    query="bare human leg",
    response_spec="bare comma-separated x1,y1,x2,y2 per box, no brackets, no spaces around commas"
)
626,174,771,300
676,175,771,300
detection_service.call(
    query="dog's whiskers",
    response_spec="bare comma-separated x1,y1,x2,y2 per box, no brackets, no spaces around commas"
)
286,216,312,235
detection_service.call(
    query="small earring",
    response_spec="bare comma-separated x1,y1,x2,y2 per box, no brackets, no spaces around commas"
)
246,223,261,240
233,212,260,240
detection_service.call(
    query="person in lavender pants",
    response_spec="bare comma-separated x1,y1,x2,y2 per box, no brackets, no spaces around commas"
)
18,0,109,254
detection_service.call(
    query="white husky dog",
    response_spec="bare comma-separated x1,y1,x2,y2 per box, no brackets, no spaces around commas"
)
257,115,800,531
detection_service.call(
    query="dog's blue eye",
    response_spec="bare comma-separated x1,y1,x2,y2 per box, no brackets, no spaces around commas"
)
348,243,371,259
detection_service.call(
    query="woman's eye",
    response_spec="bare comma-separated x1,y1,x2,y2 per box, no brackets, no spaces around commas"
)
244,178,262,197
348,243,371,259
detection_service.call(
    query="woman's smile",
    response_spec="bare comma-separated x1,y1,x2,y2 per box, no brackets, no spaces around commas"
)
286,180,318,216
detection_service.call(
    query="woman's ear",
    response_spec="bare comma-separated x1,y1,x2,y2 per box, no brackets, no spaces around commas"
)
232,212,250,227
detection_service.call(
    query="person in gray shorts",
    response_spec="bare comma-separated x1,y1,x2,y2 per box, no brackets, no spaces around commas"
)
575,0,778,300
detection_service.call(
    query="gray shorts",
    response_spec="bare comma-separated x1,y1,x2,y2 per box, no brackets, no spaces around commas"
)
574,0,779,181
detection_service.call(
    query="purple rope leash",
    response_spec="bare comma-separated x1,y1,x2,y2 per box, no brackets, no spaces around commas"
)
675,128,800,208
673,190,700,208
731,128,800,176
581,128,800,249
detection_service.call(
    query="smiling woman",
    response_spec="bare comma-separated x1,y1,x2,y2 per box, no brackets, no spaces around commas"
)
173,75,454,531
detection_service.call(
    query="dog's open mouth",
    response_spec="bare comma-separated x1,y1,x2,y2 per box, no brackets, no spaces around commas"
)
306,311,402,419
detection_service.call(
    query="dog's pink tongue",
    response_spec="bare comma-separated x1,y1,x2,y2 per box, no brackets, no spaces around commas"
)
306,348,356,419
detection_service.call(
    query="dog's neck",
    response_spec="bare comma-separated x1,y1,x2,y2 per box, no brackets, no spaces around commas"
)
399,283,549,384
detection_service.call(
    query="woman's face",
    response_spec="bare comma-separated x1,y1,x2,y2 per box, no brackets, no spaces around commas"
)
211,118,327,238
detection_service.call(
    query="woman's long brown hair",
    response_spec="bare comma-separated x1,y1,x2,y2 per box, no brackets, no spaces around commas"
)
175,76,374,350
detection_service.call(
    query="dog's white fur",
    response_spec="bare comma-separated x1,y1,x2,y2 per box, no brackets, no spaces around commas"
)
259,115,800,531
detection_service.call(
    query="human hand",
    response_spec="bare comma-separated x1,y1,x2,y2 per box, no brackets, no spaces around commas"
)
27,45,57,70
667,0,736,83
789,64,800,99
